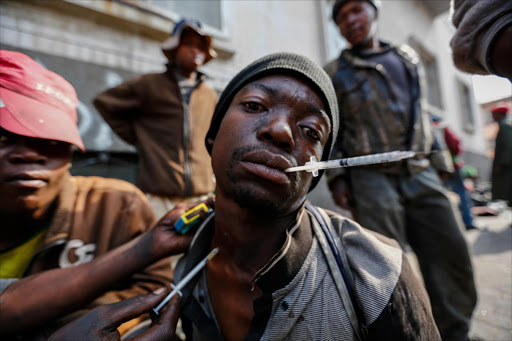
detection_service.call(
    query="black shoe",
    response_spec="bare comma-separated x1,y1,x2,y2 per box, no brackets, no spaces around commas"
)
465,225,480,231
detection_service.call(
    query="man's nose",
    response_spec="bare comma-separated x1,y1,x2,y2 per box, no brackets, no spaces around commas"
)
8,143,47,164
257,113,295,153
345,12,358,26
191,45,204,55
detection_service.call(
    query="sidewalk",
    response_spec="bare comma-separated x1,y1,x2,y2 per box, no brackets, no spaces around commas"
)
467,209,512,341
308,177,512,340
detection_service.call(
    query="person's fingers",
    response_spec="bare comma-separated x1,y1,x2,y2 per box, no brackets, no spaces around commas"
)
157,207,189,226
133,295,180,341
158,198,216,231
100,291,167,328
158,199,212,227
333,194,346,208
157,295,181,328
205,196,215,208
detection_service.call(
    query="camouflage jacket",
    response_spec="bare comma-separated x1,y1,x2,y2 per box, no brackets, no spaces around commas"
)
324,42,452,181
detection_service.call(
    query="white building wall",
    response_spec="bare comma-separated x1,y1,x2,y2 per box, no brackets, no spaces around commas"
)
204,0,328,90
381,3,486,156
432,13,487,156
0,0,488,161
0,1,164,73
0,0,327,92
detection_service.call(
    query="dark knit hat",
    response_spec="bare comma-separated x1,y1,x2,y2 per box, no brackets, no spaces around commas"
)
205,52,339,191
332,0,379,22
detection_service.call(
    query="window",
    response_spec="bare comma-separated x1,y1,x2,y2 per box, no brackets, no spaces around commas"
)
457,80,475,133
422,55,443,109
408,39,444,110
126,0,223,32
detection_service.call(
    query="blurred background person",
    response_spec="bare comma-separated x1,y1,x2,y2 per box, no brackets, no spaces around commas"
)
94,18,218,219
490,105,512,207
432,116,479,230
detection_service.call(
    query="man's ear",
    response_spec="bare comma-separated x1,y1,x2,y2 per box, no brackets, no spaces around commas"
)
162,49,177,63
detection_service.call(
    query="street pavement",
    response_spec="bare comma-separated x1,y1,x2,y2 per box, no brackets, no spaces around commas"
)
467,209,512,341
308,177,512,341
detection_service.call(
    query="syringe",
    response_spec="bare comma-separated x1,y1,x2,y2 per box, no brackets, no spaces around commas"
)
285,151,416,177
153,247,219,315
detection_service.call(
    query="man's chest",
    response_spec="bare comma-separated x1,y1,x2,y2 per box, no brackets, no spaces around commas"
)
206,264,263,341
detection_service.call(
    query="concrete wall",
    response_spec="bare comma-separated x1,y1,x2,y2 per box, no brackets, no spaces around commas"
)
0,0,329,93
0,1,165,74
0,0,490,185
0,0,328,151
203,0,329,91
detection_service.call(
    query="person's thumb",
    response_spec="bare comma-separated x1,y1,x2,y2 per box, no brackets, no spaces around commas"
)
103,290,167,328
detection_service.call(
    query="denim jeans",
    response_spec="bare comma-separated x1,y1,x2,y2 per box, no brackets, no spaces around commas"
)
447,168,475,228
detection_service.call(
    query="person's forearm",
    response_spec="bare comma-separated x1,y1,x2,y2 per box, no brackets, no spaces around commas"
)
0,234,159,334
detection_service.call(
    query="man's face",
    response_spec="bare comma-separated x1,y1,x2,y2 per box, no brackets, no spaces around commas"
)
335,1,377,47
211,74,330,216
174,29,208,74
0,128,72,218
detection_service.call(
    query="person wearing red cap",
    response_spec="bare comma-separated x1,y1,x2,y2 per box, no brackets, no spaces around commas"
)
94,18,218,220
490,105,512,205
0,50,176,338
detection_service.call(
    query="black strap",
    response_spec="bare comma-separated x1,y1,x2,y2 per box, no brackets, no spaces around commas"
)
306,203,368,340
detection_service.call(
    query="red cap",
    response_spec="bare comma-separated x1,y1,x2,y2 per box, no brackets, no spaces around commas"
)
491,105,509,115
0,50,85,151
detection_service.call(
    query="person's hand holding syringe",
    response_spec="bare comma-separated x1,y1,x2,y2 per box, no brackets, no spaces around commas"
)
284,151,416,176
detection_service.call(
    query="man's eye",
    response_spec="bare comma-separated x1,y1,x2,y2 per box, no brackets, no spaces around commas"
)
0,134,12,145
42,140,63,147
243,102,266,113
301,126,321,141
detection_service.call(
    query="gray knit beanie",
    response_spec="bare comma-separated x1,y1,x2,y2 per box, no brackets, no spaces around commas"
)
332,0,379,22
205,52,339,191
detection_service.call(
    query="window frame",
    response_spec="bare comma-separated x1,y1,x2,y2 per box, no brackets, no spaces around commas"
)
456,78,476,134
115,0,231,40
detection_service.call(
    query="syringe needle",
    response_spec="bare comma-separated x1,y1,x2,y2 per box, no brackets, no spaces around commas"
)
153,247,219,315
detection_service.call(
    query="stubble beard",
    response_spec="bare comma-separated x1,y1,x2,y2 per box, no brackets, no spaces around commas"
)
223,145,303,216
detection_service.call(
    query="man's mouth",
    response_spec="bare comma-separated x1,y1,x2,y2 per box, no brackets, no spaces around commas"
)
194,54,205,65
346,26,362,39
6,173,49,189
239,150,294,185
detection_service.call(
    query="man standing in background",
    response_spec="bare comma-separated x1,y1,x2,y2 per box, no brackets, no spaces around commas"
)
490,105,512,206
325,1,477,339
94,18,218,219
